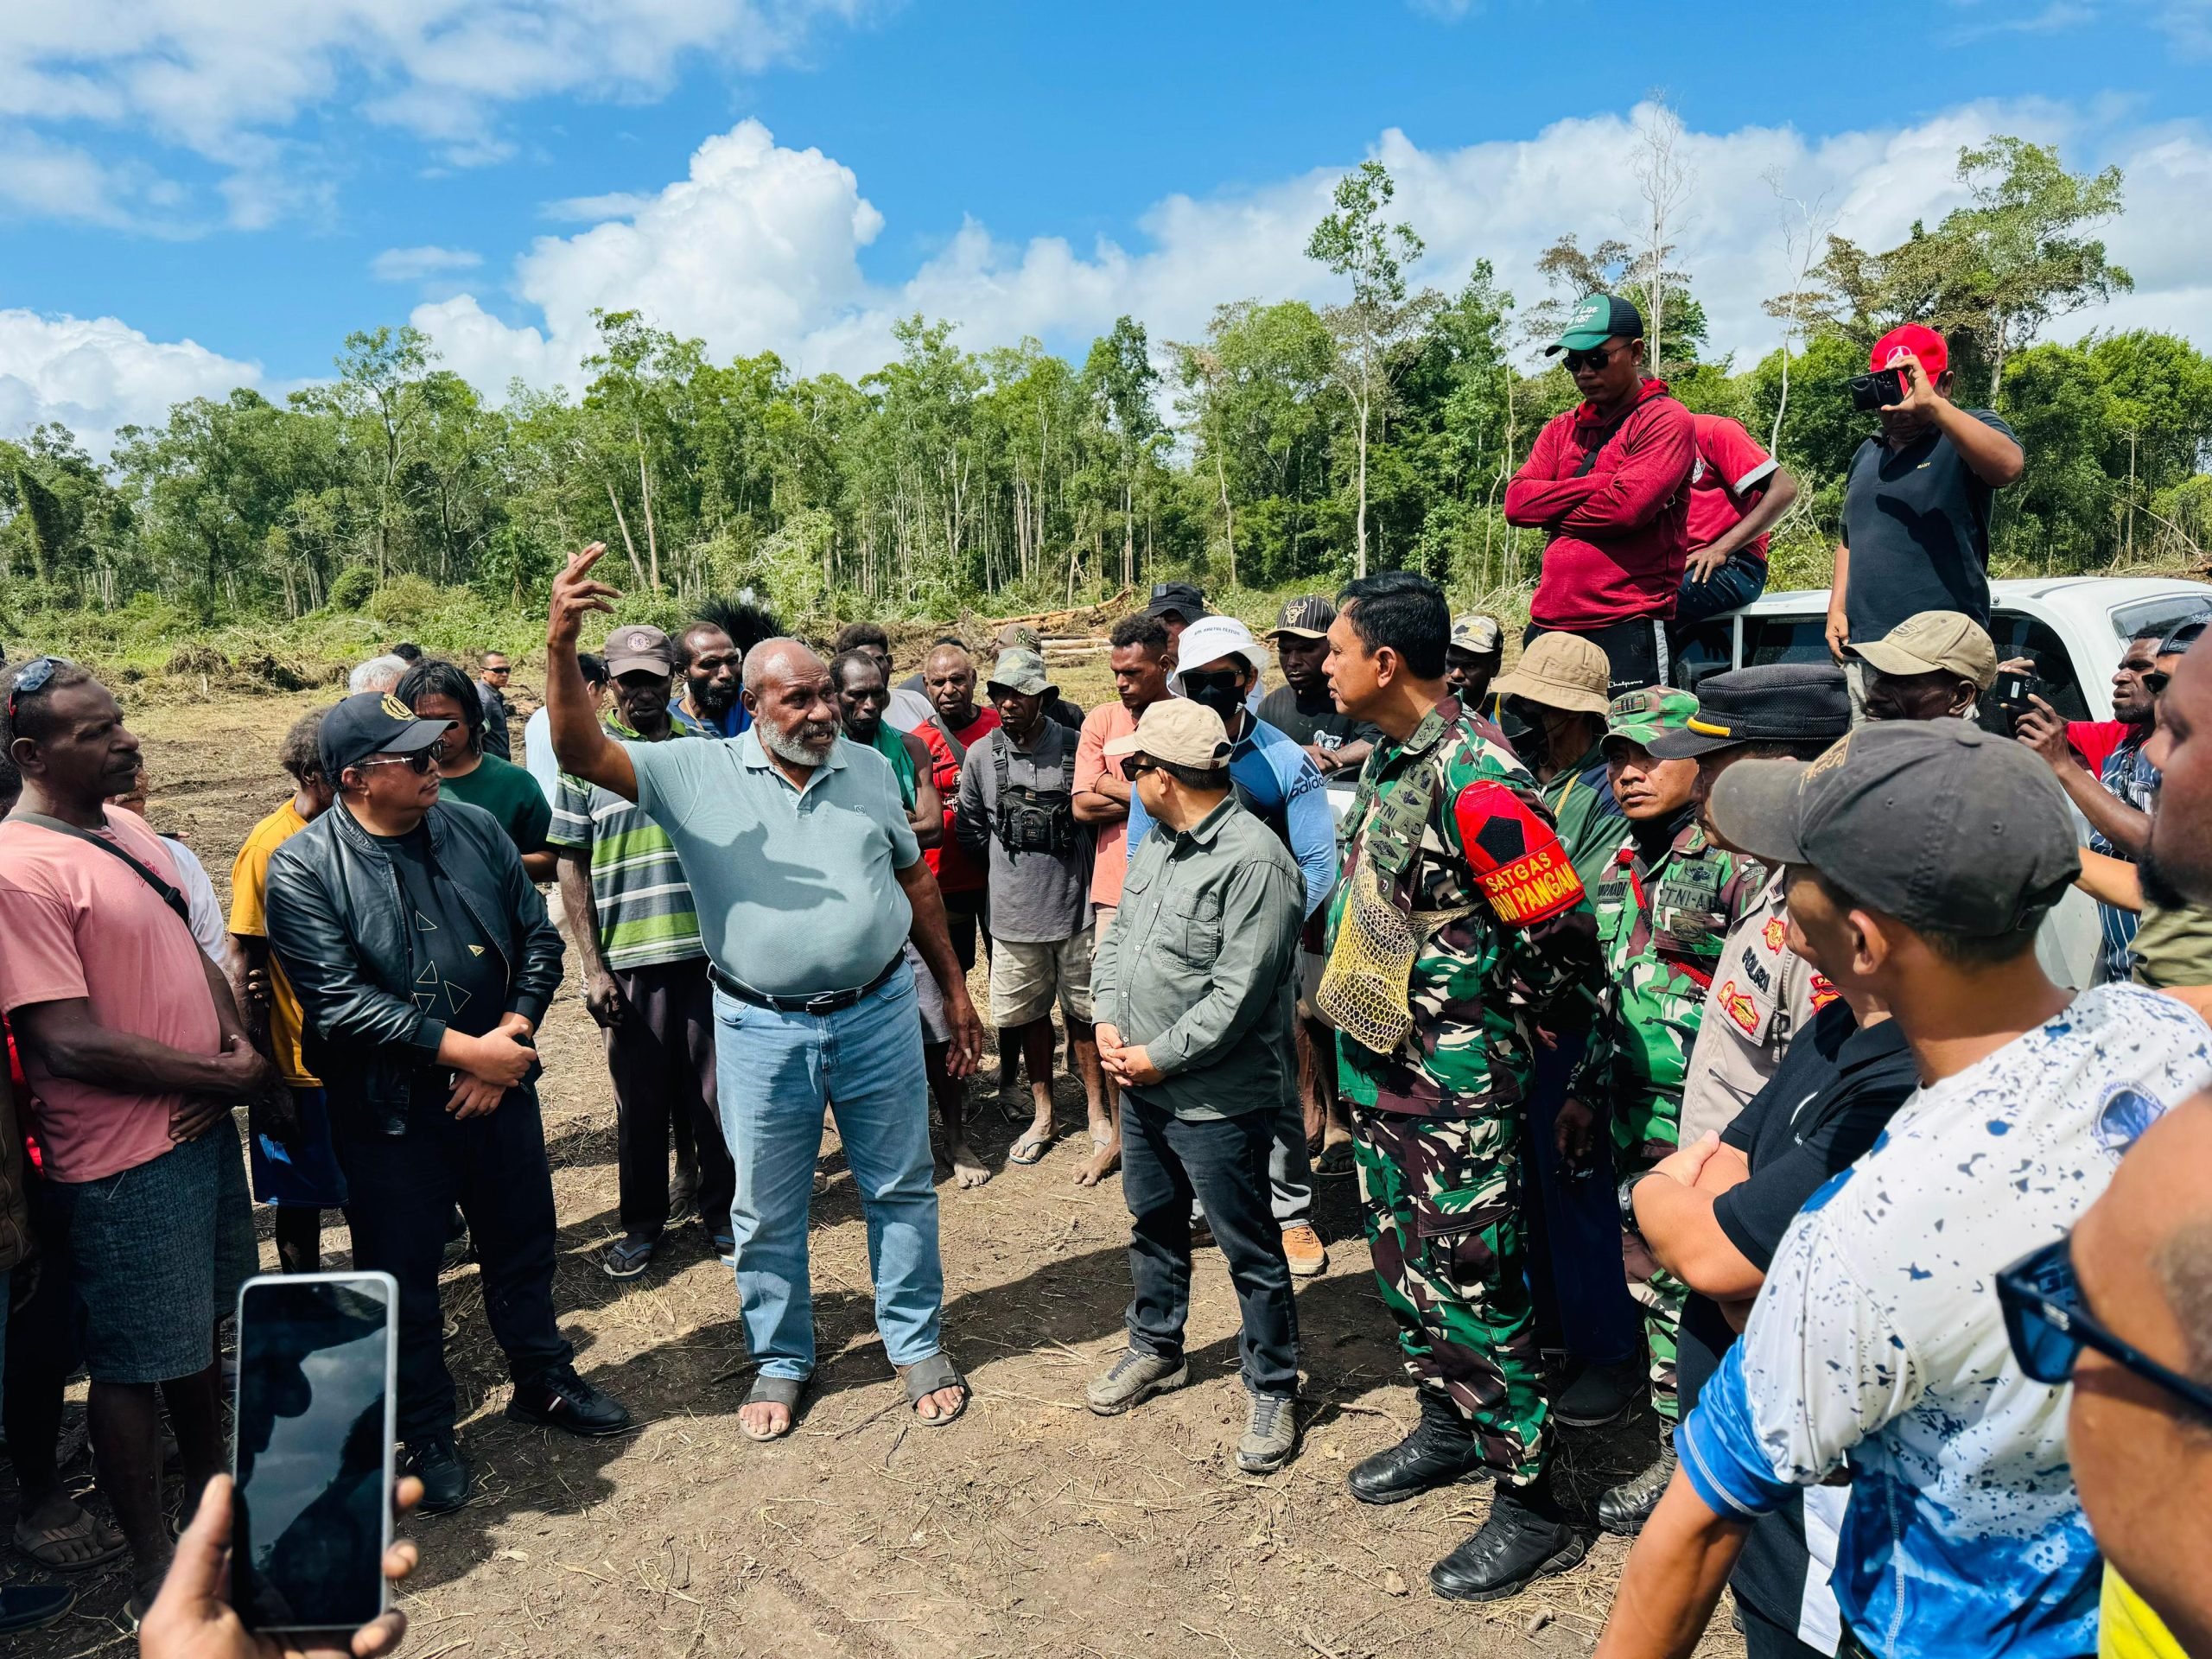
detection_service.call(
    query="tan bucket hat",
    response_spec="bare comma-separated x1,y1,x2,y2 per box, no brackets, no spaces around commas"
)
1487,632,1611,716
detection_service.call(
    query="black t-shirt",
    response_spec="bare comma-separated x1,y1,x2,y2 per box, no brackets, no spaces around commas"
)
375,825,507,1043
1256,684,1382,759
1675,1002,1919,1637
1840,410,2015,640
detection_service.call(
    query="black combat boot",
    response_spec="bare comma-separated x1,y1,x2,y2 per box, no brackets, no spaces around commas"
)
1597,1425,1676,1535
1347,1388,1489,1506
1429,1471,1588,1602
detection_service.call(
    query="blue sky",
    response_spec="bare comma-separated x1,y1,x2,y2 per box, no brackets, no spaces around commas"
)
6,0,2211,449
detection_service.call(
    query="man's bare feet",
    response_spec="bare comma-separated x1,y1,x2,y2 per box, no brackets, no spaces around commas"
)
738,1400,791,1440
949,1140,990,1188
912,1383,965,1421
1072,1138,1120,1187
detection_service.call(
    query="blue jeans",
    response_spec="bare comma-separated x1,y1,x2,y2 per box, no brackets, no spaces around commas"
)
715,971,944,1380
1522,1033,1639,1367
1674,551,1769,626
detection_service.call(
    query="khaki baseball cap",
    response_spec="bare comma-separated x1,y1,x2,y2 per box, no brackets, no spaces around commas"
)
1102,697,1232,771
1846,612,1998,692
1450,613,1503,655
1489,632,1611,717
985,647,1052,696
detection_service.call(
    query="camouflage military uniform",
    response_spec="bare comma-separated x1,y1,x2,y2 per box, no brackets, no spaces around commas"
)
1569,689,1765,1424
1327,696,1600,1488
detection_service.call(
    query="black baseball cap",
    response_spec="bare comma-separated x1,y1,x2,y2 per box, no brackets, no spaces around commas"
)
1707,720,2080,936
1147,582,1207,622
1648,664,1851,759
320,691,454,779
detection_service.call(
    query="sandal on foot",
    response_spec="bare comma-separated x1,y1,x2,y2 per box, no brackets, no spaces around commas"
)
15,1511,126,1571
1313,1140,1356,1178
1007,1132,1053,1166
741,1374,806,1441
900,1352,969,1427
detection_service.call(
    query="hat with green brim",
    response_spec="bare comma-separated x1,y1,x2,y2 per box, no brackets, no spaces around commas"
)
1604,686,1699,748
1545,293,1646,357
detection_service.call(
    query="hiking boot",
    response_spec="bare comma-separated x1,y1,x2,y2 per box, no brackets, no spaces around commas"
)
404,1435,472,1515
1347,1388,1488,1505
1236,1392,1299,1474
1598,1427,1676,1536
507,1367,635,1438
1280,1224,1327,1278
1085,1349,1189,1415
1554,1357,1641,1428
1429,1484,1587,1602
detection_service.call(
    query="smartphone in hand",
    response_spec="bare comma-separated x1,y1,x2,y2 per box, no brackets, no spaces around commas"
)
232,1272,399,1634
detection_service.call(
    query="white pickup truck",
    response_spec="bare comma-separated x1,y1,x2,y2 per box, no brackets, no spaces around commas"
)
1670,575,2212,987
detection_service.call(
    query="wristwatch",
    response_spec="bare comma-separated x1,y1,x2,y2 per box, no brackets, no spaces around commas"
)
1618,1170,1657,1231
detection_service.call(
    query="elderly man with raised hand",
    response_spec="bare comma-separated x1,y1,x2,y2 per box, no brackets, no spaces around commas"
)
545,544,985,1443
1087,698,1306,1475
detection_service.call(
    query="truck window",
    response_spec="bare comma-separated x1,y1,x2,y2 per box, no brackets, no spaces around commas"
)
1741,614,1832,666
1983,610,2091,730
2110,595,2211,645
1670,618,1735,692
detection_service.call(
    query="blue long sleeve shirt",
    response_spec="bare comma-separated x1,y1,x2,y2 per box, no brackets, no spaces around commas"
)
1126,714,1338,920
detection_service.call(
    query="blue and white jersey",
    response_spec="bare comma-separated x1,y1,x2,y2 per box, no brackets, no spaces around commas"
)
1679,982,2212,1659
1126,715,1338,920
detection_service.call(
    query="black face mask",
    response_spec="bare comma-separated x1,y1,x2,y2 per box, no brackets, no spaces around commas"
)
1184,669,1245,723
1497,698,1548,770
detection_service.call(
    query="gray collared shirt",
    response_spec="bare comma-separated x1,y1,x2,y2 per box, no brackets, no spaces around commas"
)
1092,796,1303,1120
626,729,921,997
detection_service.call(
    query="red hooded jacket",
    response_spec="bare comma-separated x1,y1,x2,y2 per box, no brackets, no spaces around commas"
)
1505,378,1696,628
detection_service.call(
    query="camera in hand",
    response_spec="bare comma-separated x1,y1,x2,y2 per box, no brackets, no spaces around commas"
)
1848,366,1908,411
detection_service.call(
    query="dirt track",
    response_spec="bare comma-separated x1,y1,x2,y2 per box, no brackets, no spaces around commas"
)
7,684,1745,1659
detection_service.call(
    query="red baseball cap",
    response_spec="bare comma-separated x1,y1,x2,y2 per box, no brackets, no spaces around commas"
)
1870,322,1948,378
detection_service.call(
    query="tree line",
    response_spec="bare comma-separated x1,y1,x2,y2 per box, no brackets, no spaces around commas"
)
4,127,2209,642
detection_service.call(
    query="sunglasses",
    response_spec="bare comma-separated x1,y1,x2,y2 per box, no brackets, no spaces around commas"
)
1562,344,1618,373
1182,669,1243,697
2144,670,2172,698
358,749,439,776
1997,1236,2212,1420
1118,756,1160,782
6,654,68,721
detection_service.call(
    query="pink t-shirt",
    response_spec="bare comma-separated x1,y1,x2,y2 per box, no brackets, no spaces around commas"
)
1075,702,1138,907
0,812,223,1182
1683,412,1781,564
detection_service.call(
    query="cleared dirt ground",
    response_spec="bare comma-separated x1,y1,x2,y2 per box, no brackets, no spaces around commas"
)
7,677,1747,1659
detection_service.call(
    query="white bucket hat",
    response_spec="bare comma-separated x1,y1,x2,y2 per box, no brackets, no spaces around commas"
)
1171,615,1270,690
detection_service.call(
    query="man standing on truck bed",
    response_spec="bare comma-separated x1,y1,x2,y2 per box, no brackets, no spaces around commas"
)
1506,294,1696,698
1825,324,2024,713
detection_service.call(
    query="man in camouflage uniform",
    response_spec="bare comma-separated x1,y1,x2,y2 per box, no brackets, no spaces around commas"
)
1320,572,1603,1603
1560,685,1764,1536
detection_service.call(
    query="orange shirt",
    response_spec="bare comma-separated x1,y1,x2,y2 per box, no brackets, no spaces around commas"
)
1076,702,1138,907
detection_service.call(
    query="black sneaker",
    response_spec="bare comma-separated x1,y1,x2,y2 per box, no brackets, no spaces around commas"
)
404,1435,472,1515
1554,1357,1641,1428
1429,1486,1587,1602
1347,1389,1489,1505
1598,1429,1676,1536
507,1368,635,1438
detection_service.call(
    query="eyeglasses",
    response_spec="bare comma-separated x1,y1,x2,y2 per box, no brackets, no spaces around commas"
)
358,750,438,776
1118,757,1160,782
1997,1235,2212,1420
6,655,67,721
1562,344,1618,373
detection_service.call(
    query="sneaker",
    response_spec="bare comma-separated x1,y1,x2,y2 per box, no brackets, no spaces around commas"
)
1347,1388,1487,1505
1554,1357,1641,1428
1597,1429,1676,1536
0,1584,75,1636
1085,1349,1190,1415
1280,1224,1327,1278
601,1235,658,1280
506,1367,635,1438
1428,1486,1587,1602
1236,1393,1298,1473
404,1435,472,1515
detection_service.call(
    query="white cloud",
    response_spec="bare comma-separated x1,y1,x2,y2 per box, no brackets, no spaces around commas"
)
0,310,264,454
371,245,484,283
0,0,875,228
15,101,2212,453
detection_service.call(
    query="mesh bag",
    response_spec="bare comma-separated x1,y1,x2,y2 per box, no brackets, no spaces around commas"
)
1316,858,1421,1056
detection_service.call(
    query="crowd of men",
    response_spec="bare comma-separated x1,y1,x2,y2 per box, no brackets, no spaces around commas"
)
1,291,2209,1659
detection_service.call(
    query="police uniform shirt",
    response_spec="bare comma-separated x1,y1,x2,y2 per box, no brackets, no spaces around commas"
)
1679,864,1837,1146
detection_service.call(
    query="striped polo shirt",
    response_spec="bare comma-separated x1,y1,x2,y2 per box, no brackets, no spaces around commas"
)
547,718,706,970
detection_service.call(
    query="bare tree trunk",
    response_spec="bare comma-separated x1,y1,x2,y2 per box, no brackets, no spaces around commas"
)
634,421,661,591
1355,394,1370,579
1215,440,1236,588
604,479,649,590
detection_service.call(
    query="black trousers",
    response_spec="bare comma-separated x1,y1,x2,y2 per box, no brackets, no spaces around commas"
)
1121,1096,1300,1399
335,1088,572,1443
607,959,734,1242
1524,616,1672,698
941,887,990,973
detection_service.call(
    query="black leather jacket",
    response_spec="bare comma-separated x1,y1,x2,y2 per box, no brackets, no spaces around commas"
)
264,798,563,1136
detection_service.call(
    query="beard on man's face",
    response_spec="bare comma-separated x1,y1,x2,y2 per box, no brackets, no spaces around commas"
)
760,717,837,768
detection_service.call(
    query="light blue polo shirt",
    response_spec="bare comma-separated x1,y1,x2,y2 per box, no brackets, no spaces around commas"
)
627,730,921,997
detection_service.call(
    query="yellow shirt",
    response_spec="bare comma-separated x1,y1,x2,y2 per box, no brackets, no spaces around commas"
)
227,800,320,1089
2101,1568,2187,1659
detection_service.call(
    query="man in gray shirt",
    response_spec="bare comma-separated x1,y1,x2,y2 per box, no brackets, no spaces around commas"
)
543,544,983,1445
1085,699,1306,1475
956,648,1108,1169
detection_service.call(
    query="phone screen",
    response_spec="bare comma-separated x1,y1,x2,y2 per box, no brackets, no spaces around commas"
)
233,1275,395,1630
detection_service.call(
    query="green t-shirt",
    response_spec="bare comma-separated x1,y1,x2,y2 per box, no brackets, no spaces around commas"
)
438,753,551,857
867,721,918,810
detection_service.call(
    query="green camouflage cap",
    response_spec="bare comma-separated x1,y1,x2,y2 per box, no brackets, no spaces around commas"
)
1605,686,1699,747
986,646,1052,696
